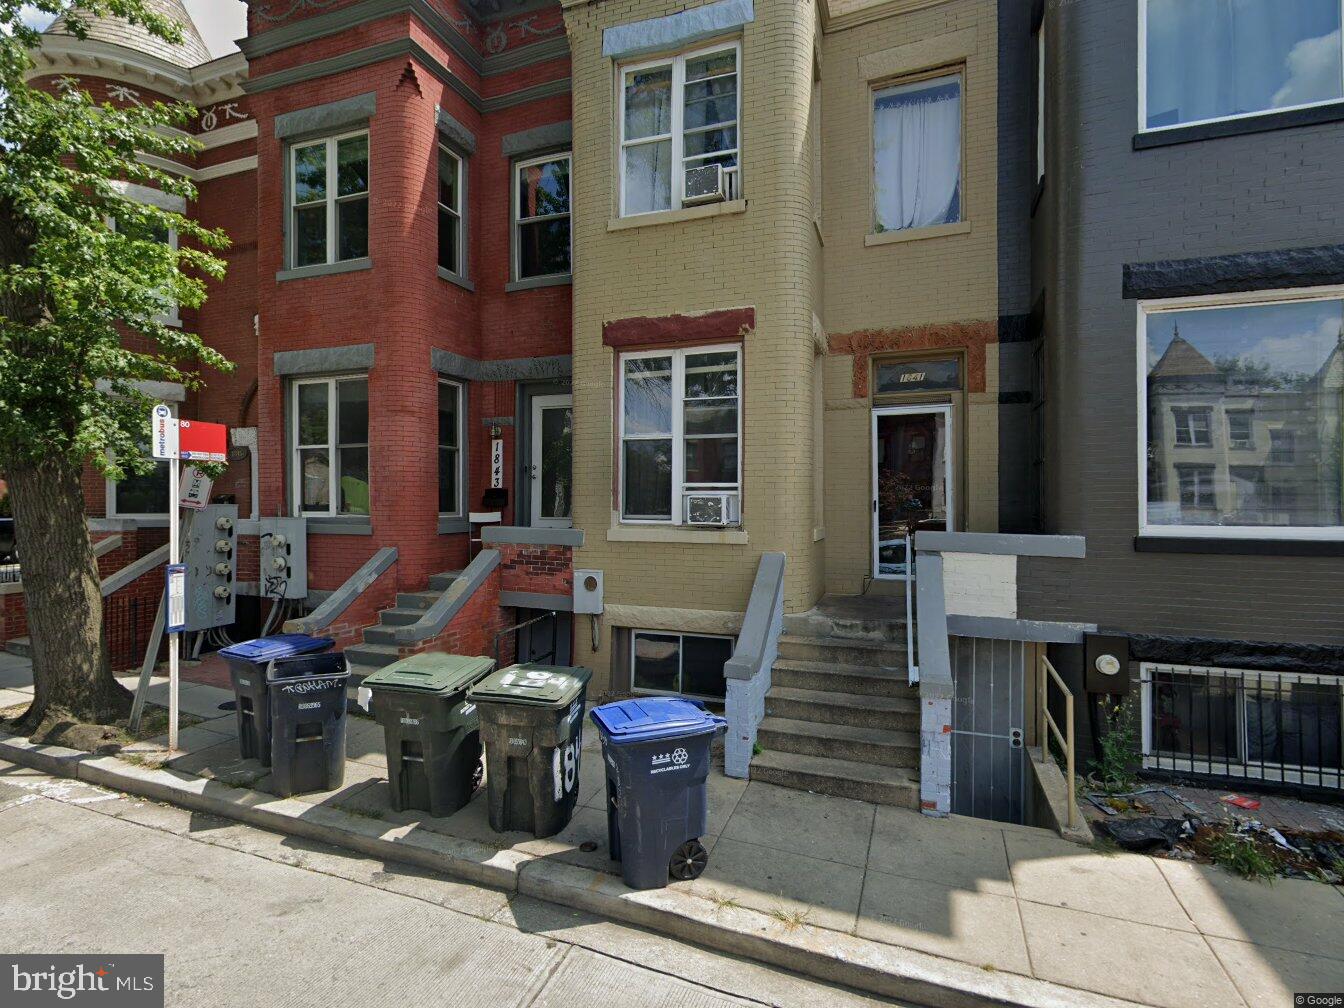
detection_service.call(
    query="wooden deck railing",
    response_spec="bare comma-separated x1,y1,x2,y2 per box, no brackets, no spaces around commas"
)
1037,652,1077,829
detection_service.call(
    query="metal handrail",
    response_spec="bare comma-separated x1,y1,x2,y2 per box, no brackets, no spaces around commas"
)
100,541,168,597
494,610,558,666
1038,652,1077,828
904,535,918,684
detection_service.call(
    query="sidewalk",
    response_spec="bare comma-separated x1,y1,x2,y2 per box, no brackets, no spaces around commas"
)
3,657,1343,1007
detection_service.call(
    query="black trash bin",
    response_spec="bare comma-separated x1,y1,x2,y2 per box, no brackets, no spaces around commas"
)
362,653,495,817
467,664,591,837
267,651,350,798
590,698,727,890
220,634,334,766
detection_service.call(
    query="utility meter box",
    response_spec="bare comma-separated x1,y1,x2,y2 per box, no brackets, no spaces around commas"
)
573,569,603,615
183,503,237,631
1084,633,1130,695
259,518,308,600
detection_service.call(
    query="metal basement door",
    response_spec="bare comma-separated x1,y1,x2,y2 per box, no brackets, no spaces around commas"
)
950,636,1027,824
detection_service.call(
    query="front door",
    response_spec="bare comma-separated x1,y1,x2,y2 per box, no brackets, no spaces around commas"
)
531,394,572,528
872,404,953,579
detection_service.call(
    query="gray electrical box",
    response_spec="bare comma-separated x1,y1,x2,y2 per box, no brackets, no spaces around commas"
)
573,568,603,615
258,517,308,600
182,504,237,631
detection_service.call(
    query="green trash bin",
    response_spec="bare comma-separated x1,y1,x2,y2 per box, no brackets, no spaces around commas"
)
467,663,591,838
362,653,496,817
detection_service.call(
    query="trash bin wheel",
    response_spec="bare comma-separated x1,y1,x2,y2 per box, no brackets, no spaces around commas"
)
668,839,709,881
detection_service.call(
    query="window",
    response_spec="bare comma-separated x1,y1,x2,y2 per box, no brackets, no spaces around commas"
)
108,218,179,326
438,380,463,516
1142,663,1342,789
1269,428,1296,463
619,42,740,216
292,376,369,517
631,631,734,701
1176,464,1215,508
1172,408,1211,446
872,71,962,233
513,153,571,280
290,131,369,268
1227,410,1253,448
438,145,464,278
1141,0,1344,131
620,346,740,524
1036,22,1045,183
1141,291,1344,537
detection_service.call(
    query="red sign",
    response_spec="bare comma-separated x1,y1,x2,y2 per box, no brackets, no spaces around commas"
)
178,420,228,462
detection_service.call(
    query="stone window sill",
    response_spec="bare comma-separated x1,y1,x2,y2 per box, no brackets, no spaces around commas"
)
865,219,971,247
505,273,571,292
606,524,748,545
608,199,747,233
276,257,373,283
438,268,475,292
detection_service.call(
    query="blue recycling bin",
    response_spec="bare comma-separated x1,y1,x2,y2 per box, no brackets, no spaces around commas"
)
590,698,727,890
220,634,334,766
267,651,350,797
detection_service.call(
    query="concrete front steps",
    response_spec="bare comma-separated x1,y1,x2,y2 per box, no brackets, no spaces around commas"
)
343,570,461,681
749,627,920,810
4,636,31,659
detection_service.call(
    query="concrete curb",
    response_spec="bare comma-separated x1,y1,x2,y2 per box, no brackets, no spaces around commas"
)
0,732,1146,1008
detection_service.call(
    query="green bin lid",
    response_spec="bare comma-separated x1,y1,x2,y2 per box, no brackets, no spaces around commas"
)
362,653,495,695
467,663,592,707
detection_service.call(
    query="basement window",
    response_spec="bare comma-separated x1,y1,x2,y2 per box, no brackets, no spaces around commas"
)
631,630,734,701
1141,662,1343,789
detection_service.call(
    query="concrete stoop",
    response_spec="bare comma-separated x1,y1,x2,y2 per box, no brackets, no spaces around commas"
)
344,570,461,680
0,730,1147,1008
4,636,32,659
752,631,920,810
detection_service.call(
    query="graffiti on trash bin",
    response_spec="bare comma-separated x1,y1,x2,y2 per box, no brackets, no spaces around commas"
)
278,677,342,694
551,738,580,801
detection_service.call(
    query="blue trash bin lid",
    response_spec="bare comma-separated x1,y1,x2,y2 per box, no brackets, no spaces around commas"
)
590,697,725,744
219,634,334,663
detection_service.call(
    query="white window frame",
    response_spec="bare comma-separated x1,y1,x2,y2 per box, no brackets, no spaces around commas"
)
617,40,742,217
1172,407,1211,447
438,378,465,519
1140,662,1344,789
1227,410,1254,448
289,129,370,269
618,344,742,526
630,629,737,702
1137,0,1344,135
1136,286,1344,540
512,151,572,281
106,401,177,521
290,373,369,518
438,144,465,279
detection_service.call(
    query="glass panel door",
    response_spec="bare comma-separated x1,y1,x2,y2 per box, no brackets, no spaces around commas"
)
872,406,953,579
531,394,572,528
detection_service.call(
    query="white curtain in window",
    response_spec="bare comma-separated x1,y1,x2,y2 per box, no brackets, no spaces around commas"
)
873,77,962,232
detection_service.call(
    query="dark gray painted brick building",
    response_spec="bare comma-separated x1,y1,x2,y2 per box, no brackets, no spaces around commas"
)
1021,0,1344,783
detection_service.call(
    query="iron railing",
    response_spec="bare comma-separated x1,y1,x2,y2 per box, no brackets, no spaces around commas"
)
904,535,918,684
1038,652,1077,828
104,593,146,670
1140,662,1343,791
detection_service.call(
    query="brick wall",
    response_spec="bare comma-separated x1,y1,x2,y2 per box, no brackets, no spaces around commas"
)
498,542,572,596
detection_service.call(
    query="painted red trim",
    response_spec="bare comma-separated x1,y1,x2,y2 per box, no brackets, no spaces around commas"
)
602,306,755,349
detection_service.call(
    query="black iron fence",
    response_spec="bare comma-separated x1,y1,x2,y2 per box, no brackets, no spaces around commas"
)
103,593,146,670
1141,663,1343,791
0,565,20,585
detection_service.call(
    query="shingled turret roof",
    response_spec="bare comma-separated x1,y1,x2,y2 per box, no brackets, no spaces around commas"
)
46,0,211,69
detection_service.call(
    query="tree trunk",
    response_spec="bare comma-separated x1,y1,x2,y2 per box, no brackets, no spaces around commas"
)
9,455,129,729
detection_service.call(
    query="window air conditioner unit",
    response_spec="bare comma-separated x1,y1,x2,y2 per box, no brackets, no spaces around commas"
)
684,492,739,527
683,163,725,206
